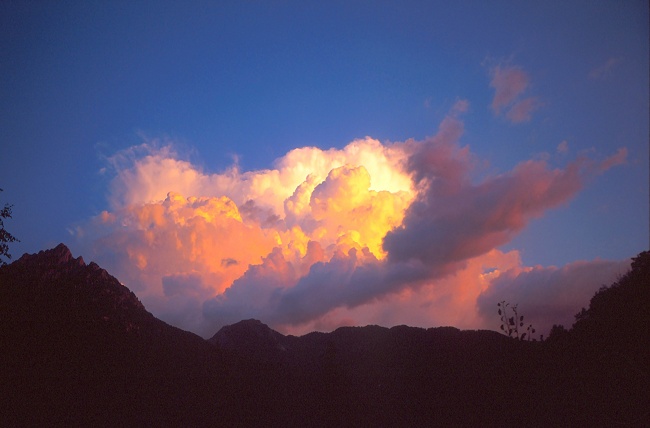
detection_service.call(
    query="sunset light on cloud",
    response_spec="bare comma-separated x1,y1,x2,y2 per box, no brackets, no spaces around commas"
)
1,2,647,339
77,101,630,337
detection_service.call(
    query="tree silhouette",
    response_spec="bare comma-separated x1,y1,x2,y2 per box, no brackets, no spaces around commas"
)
0,189,19,266
571,251,649,351
497,301,535,340
547,324,569,341
566,251,650,425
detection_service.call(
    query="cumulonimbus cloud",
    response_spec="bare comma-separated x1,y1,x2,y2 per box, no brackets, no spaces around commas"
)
76,102,628,337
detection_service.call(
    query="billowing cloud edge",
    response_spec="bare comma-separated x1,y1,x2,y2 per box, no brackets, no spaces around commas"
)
74,103,628,337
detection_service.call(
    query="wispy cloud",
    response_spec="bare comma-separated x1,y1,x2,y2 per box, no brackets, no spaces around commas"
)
490,65,529,114
489,64,540,123
506,97,541,123
598,147,627,172
588,57,622,80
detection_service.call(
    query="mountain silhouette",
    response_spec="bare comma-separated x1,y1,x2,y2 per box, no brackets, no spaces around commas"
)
0,244,231,427
1,244,648,427
210,318,288,353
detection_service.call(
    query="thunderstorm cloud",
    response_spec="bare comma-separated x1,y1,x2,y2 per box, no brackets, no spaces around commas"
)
77,101,628,337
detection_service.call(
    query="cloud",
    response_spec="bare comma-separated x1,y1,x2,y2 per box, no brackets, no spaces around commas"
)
302,248,524,334
105,136,413,215
80,136,415,335
384,110,588,271
588,57,622,80
506,97,540,123
598,147,627,172
305,164,412,258
264,250,630,338
489,64,540,123
557,140,569,154
476,258,631,336
202,247,300,328
490,65,529,113
76,105,628,337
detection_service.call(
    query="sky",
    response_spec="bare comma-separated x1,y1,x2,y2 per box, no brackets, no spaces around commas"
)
1,1,648,338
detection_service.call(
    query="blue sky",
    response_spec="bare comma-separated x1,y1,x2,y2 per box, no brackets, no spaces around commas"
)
0,1,647,335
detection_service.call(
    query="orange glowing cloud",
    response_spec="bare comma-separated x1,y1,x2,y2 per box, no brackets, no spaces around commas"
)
83,136,414,335
94,192,278,296
305,164,412,258
77,103,627,337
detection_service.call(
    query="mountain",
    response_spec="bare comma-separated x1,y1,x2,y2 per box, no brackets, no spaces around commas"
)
1,244,648,427
212,321,574,426
0,244,232,427
210,318,288,353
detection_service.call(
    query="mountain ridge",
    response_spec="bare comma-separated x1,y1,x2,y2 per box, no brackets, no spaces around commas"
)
0,244,233,427
1,244,647,426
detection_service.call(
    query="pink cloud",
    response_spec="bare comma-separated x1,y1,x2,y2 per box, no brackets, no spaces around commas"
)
598,147,627,172
489,64,542,123
476,258,632,336
506,97,540,123
384,120,588,271
588,57,622,80
490,65,529,114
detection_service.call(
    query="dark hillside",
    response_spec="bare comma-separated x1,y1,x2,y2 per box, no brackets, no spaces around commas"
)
1,244,648,426
0,244,231,427
547,251,650,426
211,321,573,426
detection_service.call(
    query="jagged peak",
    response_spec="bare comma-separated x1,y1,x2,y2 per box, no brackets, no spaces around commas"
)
50,243,84,266
2,243,149,327
14,243,85,268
